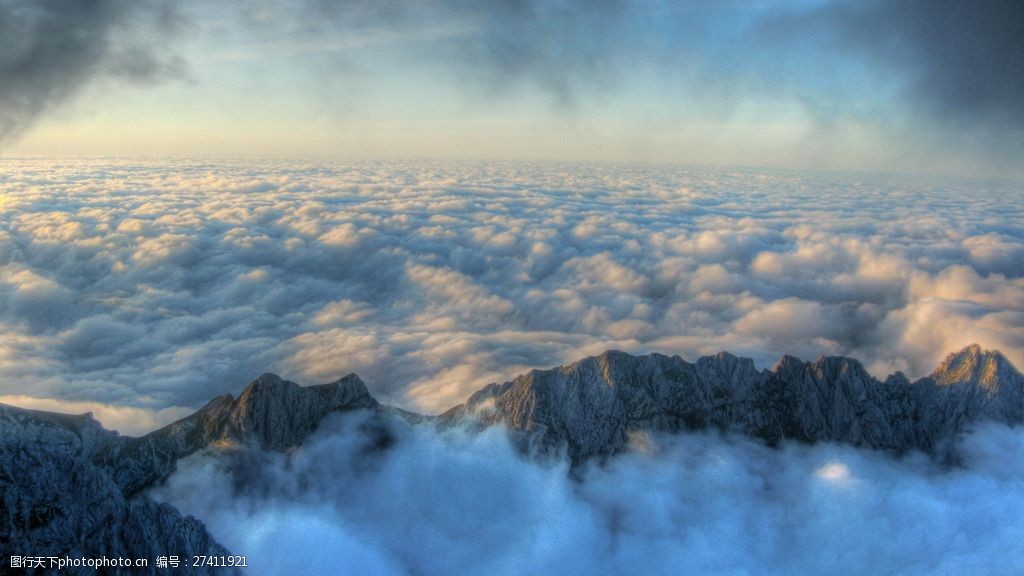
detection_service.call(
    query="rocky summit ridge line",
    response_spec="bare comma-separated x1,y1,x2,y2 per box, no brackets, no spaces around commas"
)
2,344,1022,574
443,344,1023,462
1,373,377,576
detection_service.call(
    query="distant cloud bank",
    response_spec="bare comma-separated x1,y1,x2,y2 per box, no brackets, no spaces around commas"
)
0,158,1021,431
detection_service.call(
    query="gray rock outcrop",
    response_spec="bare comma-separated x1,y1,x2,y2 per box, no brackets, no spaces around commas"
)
2,344,1021,572
443,345,1024,462
0,407,234,575
0,372,379,574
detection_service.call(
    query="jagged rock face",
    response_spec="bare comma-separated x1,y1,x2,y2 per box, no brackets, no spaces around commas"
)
233,373,379,448
926,345,1024,424
932,344,1012,388
0,406,235,576
749,355,925,450
1,372,380,574
3,344,1021,570
109,373,378,496
446,346,1024,462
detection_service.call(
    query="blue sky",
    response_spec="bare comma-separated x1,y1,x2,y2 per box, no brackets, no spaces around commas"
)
2,0,1022,178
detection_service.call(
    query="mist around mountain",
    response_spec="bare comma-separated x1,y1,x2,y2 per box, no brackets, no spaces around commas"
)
3,2,1021,573
3,344,1023,575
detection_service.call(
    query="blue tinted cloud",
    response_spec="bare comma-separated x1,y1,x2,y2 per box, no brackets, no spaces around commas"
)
153,415,1024,576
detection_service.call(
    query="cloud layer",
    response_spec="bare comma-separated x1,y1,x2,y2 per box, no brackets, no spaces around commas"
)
1,158,1022,429
152,413,1024,575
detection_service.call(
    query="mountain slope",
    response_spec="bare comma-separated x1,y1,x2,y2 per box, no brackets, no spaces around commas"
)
443,345,1024,462
0,406,234,576
2,344,1021,572
108,372,378,496
0,373,382,575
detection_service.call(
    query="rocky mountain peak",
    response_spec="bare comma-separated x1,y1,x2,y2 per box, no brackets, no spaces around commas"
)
104,373,381,498
931,344,1020,390
811,355,873,380
333,373,374,399
223,372,378,449
694,351,760,387
771,354,808,376
238,372,289,396
4,345,1023,572
450,346,1023,462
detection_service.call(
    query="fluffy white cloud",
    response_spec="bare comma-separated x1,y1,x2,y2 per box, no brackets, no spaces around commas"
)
0,159,1021,421
152,416,1024,576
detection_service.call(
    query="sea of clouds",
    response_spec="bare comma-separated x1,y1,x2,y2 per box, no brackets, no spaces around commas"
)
0,158,1022,432
151,412,1024,576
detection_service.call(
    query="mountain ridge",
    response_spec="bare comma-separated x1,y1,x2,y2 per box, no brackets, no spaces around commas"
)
0,372,379,574
442,344,1023,461
2,344,1021,574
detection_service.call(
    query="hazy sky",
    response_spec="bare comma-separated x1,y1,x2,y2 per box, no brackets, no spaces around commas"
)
2,0,1022,178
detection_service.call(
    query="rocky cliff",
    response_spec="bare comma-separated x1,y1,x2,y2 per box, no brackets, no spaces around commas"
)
2,345,1021,572
443,345,1024,462
0,373,379,574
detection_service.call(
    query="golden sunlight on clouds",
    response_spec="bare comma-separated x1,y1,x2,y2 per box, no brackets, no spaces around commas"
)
815,462,854,484
0,395,191,436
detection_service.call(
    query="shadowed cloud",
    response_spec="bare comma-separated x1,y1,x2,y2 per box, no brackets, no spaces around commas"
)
0,0,183,145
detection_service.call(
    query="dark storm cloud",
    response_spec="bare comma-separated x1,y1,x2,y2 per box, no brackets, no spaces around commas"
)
441,0,630,105
293,0,1024,123
280,0,635,106
854,0,1021,128
759,0,1024,155
0,0,182,145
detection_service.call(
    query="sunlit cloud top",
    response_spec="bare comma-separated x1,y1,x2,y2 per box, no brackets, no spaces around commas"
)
1,157,1021,426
